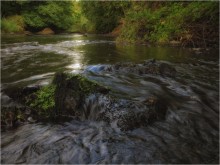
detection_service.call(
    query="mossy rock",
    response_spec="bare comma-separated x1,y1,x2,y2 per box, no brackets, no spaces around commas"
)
1,106,37,131
53,72,110,116
28,72,110,119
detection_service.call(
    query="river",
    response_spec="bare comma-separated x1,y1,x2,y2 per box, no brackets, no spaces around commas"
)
1,34,219,164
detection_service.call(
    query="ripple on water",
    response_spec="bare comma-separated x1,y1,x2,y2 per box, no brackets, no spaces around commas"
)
1,36,219,164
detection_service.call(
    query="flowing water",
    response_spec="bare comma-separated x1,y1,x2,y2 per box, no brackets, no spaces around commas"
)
1,34,219,164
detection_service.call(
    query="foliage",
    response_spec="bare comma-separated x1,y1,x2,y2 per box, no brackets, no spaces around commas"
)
1,1,23,17
80,1,130,33
67,2,95,33
1,15,24,33
117,1,219,45
1,1,76,32
1,1,130,33
30,85,56,116
22,1,75,31
1,0,218,45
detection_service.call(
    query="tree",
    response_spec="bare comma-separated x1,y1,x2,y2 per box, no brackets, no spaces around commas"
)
22,1,75,32
1,1,76,32
80,1,130,33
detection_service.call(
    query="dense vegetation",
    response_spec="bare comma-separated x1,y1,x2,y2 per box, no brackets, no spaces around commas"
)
80,1,130,33
1,1,219,47
117,1,219,47
1,1,76,32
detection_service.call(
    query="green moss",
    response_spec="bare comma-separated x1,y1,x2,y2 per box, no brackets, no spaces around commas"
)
30,85,56,116
76,75,96,93
28,73,109,118
66,74,101,95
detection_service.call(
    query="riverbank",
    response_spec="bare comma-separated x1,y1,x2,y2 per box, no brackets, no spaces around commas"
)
116,2,219,48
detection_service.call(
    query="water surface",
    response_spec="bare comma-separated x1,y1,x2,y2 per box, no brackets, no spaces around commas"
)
1,34,219,164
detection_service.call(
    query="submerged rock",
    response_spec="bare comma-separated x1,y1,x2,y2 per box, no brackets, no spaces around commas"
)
93,60,176,77
159,63,176,77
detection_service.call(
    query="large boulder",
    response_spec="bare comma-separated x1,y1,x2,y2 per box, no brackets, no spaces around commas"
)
52,72,110,117
82,94,168,131
159,63,176,77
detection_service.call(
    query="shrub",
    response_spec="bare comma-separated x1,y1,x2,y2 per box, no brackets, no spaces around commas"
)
1,15,24,33
80,1,129,33
22,1,75,31
117,1,219,46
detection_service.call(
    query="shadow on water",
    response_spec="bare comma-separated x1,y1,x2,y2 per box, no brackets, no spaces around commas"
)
1,34,219,164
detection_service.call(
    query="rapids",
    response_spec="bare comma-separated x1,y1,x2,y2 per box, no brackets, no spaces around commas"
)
1,34,219,164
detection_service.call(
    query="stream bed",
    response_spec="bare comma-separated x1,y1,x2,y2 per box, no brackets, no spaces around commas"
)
1,34,219,164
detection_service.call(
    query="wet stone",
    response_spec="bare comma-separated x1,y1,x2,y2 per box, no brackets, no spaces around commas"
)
83,94,168,131
97,60,176,77
1,72,168,132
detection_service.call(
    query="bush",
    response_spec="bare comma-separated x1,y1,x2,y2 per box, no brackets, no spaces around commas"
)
1,1,76,32
117,1,219,46
22,1,75,32
1,15,24,33
67,2,96,33
80,1,129,33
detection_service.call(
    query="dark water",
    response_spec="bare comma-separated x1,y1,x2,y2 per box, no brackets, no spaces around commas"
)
1,34,219,164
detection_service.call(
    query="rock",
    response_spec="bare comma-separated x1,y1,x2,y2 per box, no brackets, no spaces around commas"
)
1,85,43,131
98,60,176,77
143,58,156,65
1,93,13,106
82,94,168,131
27,117,37,123
2,72,110,128
170,40,181,46
37,28,54,35
24,31,33,36
53,72,110,117
3,85,40,104
159,63,176,77
22,86,41,96
116,97,168,131
2,72,168,131
1,105,31,131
